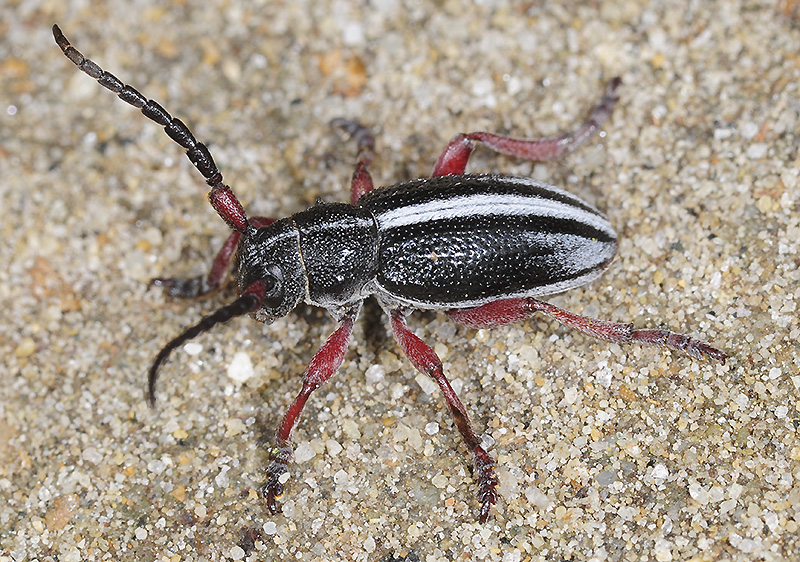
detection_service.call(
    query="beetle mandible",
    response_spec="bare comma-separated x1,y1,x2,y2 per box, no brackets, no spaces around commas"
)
54,25,727,523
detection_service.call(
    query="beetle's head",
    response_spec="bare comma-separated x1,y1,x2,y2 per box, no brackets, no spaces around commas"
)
235,219,307,322
147,219,307,406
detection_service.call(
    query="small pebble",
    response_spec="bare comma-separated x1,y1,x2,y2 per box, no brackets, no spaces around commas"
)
227,351,254,382
14,338,36,358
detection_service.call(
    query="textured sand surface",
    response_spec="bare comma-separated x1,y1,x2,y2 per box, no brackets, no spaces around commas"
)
2,1,798,560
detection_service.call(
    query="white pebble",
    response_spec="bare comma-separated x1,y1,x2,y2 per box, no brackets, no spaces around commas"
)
651,463,669,480
654,539,673,561
215,466,230,487
294,442,316,463
333,469,349,488
563,387,579,404
424,422,439,435
746,143,767,159
183,342,203,356
326,439,343,457
415,373,437,395
364,536,376,553
740,121,760,139
342,22,365,45
227,351,254,382
365,364,385,384
688,481,709,504
81,447,103,465
147,459,166,475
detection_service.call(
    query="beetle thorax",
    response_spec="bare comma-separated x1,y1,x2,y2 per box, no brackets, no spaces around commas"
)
292,202,380,311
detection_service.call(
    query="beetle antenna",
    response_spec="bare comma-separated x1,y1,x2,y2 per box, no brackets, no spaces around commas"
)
52,24,249,233
148,282,267,406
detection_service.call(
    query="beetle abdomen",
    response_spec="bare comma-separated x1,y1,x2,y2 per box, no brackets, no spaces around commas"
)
360,174,617,308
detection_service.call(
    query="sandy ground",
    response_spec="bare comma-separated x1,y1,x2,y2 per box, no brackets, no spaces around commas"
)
2,1,799,560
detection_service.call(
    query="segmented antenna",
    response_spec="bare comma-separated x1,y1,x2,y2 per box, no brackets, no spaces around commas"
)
53,24,249,232
147,289,265,406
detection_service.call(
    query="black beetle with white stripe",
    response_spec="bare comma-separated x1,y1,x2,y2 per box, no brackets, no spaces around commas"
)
55,25,727,523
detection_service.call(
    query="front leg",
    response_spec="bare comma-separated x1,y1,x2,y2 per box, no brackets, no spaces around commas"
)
262,305,359,513
389,308,498,523
150,216,275,298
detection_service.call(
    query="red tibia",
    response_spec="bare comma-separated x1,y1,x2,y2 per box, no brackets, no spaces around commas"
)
275,312,356,446
431,77,621,177
206,230,242,288
448,297,727,362
209,185,249,232
263,309,357,513
209,216,273,284
432,129,578,177
447,298,533,328
150,216,275,299
206,216,273,288
390,309,498,522
431,135,478,177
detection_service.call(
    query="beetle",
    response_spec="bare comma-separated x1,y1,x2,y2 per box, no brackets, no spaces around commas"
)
54,25,727,523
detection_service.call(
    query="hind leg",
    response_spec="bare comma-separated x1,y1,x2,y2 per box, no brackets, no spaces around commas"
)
331,118,377,204
447,297,727,362
432,77,621,177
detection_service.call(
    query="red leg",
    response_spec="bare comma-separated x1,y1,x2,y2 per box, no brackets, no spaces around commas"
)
262,306,359,513
432,77,621,177
390,309,498,522
331,118,376,204
447,297,727,362
150,216,275,298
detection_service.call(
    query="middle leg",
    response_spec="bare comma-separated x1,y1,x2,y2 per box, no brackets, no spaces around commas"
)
331,118,377,204
389,308,498,522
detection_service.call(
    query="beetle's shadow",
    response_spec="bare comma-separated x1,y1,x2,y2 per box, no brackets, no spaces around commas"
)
360,297,390,352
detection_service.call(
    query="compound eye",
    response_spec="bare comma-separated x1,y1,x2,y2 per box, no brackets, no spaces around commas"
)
262,266,284,309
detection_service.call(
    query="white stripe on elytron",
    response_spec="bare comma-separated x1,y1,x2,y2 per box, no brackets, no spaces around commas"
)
374,191,614,237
